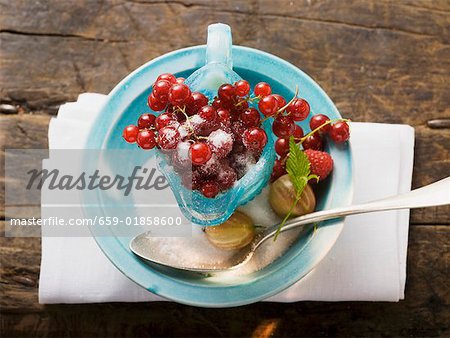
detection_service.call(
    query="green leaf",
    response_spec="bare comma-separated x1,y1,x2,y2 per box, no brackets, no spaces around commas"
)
286,137,311,198
274,137,313,241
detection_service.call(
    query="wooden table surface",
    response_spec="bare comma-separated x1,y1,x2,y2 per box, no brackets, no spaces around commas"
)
1,1,449,337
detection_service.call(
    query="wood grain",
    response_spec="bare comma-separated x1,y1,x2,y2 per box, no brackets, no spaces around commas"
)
1,0,449,125
1,225,448,337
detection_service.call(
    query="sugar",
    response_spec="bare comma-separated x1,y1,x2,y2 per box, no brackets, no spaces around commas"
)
177,141,190,160
231,151,257,178
236,152,256,168
208,129,232,148
177,124,189,139
164,127,178,141
190,114,205,126
197,155,220,176
239,187,279,227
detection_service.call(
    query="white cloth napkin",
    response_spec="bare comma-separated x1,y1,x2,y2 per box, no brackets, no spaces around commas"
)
39,94,414,303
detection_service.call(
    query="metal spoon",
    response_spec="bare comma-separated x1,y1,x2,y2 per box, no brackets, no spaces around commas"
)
130,177,450,273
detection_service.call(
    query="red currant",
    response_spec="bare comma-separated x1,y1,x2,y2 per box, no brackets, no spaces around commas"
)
152,80,171,102
212,97,222,109
201,180,220,198
240,108,261,127
272,116,295,138
213,97,233,110
181,174,194,190
137,113,156,129
186,92,208,115
148,93,167,111
189,142,213,165
258,95,279,116
157,126,180,150
218,84,236,102
287,98,310,121
231,121,246,144
176,77,185,84
217,108,231,127
169,83,191,106
254,82,272,97
198,105,217,122
302,134,323,151
234,80,250,97
243,127,268,151
293,124,304,139
137,129,157,150
155,112,177,130
174,111,187,123
217,166,237,190
191,114,220,136
122,125,139,143
310,114,331,133
273,94,287,109
330,121,350,143
172,141,191,169
165,104,175,114
233,98,249,113
271,159,287,182
156,73,177,84
275,138,290,157
188,170,204,190
181,170,204,191
197,156,220,176
232,140,245,154
207,129,233,158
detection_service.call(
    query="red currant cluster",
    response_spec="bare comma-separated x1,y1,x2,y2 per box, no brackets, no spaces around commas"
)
271,110,350,182
122,74,269,198
122,73,350,198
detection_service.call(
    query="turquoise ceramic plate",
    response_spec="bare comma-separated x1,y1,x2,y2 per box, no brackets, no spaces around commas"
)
85,45,353,307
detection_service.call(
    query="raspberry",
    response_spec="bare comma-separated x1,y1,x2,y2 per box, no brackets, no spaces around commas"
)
304,149,333,180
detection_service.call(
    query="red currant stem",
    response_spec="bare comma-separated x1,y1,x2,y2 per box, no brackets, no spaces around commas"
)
260,115,271,123
248,95,261,103
260,86,299,123
273,196,301,241
176,106,196,134
234,95,260,107
139,126,156,132
296,118,351,144
276,85,299,114
234,99,247,107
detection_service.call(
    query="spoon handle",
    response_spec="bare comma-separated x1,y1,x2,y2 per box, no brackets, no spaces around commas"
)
261,176,450,242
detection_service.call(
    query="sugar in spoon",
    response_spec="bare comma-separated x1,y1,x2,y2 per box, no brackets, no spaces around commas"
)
130,176,450,273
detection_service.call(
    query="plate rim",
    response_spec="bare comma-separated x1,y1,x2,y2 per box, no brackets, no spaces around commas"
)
85,45,354,307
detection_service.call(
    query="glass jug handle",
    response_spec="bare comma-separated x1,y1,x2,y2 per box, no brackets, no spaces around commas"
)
206,23,233,69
